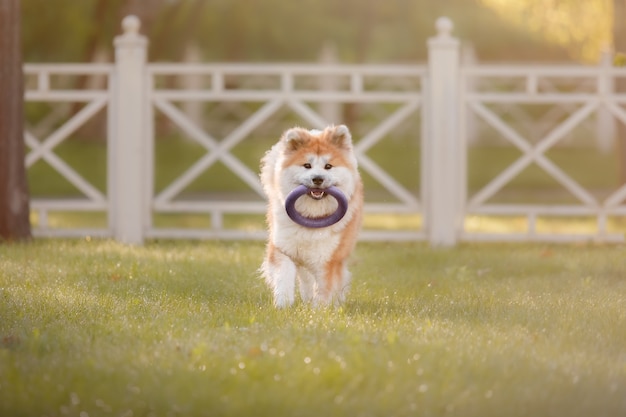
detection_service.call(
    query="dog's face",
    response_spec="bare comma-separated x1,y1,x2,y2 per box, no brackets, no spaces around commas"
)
278,125,358,202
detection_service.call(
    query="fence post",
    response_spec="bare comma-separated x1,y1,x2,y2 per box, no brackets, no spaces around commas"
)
597,49,615,154
424,17,463,247
318,42,342,124
110,15,148,244
182,43,204,130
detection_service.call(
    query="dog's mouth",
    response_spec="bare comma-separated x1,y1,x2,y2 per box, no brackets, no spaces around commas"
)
307,188,327,200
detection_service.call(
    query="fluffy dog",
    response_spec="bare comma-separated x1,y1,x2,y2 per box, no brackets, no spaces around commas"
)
260,125,363,308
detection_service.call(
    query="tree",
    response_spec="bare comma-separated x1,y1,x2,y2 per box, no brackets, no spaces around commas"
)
0,0,31,241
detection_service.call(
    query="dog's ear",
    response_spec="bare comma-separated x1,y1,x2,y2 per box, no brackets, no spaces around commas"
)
329,125,352,149
283,128,309,151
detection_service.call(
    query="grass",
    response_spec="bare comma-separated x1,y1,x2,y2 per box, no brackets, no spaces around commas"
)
1,239,626,417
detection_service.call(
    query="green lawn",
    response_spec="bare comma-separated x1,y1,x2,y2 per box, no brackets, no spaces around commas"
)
1,240,625,417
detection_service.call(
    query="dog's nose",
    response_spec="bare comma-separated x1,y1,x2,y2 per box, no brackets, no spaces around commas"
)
312,176,324,186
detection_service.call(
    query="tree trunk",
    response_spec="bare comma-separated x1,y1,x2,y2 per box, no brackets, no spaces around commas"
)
0,0,31,241
613,0,626,184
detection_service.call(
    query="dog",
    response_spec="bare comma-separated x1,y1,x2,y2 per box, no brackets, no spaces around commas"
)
260,125,363,308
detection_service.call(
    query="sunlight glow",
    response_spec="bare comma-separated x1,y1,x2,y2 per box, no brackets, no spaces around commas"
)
479,0,612,61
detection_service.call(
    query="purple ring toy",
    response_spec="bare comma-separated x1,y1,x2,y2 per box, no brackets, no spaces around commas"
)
285,185,348,228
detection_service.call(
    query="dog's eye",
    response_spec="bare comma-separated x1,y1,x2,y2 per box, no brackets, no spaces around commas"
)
324,164,333,170
303,163,312,169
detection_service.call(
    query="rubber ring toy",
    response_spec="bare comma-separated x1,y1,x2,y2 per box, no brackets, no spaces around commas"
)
285,185,348,228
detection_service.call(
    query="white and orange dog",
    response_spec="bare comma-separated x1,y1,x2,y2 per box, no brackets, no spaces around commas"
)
260,125,363,308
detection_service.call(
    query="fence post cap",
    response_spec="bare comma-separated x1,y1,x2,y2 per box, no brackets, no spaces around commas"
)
122,15,141,35
435,16,453,37
115,15,147,48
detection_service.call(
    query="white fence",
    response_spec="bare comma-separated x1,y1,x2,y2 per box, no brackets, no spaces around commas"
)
462,64,626,243
24,16,626,245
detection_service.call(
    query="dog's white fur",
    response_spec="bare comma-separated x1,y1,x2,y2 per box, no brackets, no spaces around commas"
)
260,125,363,307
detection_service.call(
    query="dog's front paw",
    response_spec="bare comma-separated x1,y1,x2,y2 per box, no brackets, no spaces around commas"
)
273,291,295,308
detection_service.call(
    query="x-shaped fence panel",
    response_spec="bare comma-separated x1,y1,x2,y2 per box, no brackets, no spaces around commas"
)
147,64,425,239
463,65,626,242
23,64,113,237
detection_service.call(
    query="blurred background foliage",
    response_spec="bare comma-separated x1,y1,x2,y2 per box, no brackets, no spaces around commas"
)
478,0,612,62
21,0,612,64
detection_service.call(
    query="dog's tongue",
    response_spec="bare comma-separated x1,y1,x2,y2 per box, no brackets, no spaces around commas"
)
308,189,326,200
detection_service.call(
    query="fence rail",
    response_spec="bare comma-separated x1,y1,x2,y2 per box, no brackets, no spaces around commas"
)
24,16,626,245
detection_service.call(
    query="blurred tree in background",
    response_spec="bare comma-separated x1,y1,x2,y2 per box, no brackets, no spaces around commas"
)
1,0,31,242
479,0,612,62
22,0,582,64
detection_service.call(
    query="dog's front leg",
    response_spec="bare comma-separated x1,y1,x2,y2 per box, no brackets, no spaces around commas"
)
297,267,316,303
267,251,297,308
314,260,350,308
